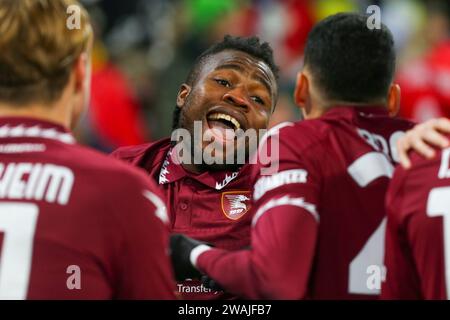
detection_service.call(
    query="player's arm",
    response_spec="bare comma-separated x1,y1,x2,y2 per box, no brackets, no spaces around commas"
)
197,190,318,299
111,174,176,299
171,130,320,299
397,118,450,169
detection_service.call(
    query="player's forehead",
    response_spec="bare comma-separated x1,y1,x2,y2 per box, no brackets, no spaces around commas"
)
200,49,277,93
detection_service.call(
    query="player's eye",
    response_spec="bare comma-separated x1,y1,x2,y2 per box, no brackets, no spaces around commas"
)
215,78,231,88
251,96,265,105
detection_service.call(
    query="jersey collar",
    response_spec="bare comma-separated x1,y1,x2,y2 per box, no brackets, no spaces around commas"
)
158,148,242,190
323,105,389,119
0,116,75,144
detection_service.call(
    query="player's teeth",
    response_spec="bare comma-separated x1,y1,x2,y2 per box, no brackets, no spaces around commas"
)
208,113,241,130
229,118,240,130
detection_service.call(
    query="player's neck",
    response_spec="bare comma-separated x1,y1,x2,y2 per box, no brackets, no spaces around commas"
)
304,99,387,120
0,84,77,129
303,107,325,120
0,101,71,129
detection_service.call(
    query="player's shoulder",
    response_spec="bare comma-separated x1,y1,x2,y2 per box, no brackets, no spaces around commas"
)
62,142,154,189
110,138,171,163
292,117,334,136
253,121,329,177
403,134,450,176
387,143,448,214
408,143,450,177
387,151,436,225
265,120,328,150
381,114,415,131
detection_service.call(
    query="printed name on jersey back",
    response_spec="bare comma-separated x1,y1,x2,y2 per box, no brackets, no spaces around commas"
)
357,128,405,163
439,148,450,179
0,162,74,205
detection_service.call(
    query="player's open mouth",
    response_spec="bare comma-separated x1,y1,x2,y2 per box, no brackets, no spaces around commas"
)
207,112,242,133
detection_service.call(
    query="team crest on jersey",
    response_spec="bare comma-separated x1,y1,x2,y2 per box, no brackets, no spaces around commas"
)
221,191,251,220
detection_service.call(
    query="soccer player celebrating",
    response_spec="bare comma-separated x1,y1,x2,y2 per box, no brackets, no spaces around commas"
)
382,132,450,299
0,0,175,299
170,13,415,299
111,36,279,298
380,116,450,299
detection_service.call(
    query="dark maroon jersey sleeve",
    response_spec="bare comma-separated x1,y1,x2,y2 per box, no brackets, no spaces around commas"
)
110,173,176,299
195,124,320,299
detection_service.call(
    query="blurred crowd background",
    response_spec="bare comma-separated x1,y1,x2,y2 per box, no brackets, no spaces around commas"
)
77,0,450,152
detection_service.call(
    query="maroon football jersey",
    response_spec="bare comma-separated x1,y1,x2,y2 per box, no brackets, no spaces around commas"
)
111,138,253,299
195,106,414,299
382,142,450,299
0,117,176,299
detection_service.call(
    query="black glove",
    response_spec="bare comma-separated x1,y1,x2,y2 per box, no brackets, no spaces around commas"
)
170,234,208,281
201,275,223,291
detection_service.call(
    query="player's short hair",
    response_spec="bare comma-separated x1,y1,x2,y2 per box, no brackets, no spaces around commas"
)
304,13,396,103
0,0,93,106
186,35,279,87
172,35,279,130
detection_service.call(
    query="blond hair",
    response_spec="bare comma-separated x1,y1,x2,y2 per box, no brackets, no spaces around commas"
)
0,0,93,105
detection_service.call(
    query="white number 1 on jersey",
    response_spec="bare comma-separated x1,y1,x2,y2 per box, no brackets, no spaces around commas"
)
427,187,450,300
0,203,39,299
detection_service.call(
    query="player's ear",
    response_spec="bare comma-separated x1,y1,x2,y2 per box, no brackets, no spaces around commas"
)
73,52,89,92
70,52,91,129
177,84,191,109
387,83,401,117
294,71,309,110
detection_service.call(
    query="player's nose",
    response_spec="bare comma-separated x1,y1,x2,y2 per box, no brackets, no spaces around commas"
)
223,87,251,111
